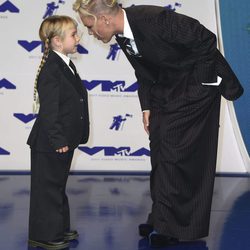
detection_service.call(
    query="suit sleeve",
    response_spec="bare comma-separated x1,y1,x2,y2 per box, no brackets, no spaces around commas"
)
216,49,244,100
115,36,153,111
137,78,151,111
38,67,68,150
159,10,217,82
158,11,243,99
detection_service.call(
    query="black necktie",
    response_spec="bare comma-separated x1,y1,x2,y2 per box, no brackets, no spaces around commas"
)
69,60,77,75
124,38,136,56
123,38,141,57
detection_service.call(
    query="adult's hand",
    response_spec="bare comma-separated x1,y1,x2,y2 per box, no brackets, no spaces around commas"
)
143,111,150,135
56,146,69,153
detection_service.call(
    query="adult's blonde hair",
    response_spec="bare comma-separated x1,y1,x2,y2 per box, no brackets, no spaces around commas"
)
33,15,77,113
73,0,119,23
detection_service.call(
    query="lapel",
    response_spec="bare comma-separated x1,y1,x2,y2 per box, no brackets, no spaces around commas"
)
48,51,84,97
115,35,143,71
115,9,158,82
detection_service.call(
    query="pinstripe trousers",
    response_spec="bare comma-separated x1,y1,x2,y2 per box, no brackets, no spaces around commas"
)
146,81,221,240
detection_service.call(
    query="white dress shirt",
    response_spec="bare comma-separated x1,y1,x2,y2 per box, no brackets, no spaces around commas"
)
53,50,75,75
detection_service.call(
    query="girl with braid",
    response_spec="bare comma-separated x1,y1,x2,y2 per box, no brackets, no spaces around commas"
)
27,15,89,250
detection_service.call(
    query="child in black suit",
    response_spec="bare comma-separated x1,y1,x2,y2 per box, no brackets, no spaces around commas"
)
27,15,89,250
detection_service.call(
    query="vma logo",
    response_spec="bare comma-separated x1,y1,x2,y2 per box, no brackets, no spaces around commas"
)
0,147,10,155
14,113,37,124
0,78,16,89
43,0,65,19
110,114,133,131
78,147,150,157
18,40,88,54
0,1,19,13
83,80,138,92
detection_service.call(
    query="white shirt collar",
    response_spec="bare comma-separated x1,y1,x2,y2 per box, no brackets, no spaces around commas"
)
53,50,70,66
121,9,134,40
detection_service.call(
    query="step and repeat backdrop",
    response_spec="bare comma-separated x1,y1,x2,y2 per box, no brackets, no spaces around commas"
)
0,0,248,172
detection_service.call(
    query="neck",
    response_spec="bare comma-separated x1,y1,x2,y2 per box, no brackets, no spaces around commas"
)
113,7,124,34
53,49,68,57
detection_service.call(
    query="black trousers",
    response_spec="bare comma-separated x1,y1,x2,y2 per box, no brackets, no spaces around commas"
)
147,83,221,240
29,150,74,241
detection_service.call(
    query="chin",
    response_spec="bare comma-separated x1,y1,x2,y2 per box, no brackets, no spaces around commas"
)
102,38,112,44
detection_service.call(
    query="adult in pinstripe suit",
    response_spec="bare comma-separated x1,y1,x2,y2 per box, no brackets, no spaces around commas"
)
73,0,244,247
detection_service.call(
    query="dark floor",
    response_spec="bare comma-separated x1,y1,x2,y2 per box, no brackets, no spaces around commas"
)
1,174,250,250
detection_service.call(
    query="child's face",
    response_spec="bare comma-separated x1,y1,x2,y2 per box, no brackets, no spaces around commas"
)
61,25,80,55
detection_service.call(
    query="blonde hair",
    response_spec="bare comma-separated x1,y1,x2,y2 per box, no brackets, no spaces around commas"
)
33,15,78,113
72,0,119,30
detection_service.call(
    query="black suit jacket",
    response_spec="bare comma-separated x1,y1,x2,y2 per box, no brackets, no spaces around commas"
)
116,5,243,110
27,51,89,152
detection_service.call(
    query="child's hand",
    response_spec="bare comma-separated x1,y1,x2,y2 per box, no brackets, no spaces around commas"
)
56,146,69,153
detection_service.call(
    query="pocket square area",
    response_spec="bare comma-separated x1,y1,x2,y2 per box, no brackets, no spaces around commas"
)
202,76,222,86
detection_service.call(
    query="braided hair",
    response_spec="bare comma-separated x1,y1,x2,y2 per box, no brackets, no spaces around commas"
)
33,38,50,113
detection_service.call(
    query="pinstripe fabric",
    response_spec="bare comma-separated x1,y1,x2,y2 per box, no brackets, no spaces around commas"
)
116,6,243,111
148,83,221,240
115,5,243,240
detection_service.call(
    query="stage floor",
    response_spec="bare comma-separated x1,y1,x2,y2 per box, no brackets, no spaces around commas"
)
0,174,250,250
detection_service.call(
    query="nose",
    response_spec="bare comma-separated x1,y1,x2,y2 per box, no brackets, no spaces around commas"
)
76,34,80,43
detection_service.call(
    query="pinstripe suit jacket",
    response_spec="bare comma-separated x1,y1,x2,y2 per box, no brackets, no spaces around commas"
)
116,5,243,110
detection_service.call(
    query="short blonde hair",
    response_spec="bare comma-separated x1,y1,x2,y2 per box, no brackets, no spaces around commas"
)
73,0,119,18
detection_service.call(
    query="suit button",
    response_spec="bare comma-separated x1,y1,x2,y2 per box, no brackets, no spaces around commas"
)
80,116,83,120
80,98,83,102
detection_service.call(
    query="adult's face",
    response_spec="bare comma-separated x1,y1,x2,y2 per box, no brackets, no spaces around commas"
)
80,15,114,43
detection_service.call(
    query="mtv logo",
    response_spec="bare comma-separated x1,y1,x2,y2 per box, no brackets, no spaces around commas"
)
18,40,88,54
83,80,138,92
0,78,16,89
78,146,150,156
0,1,19,13
0,147,10,155
13,113,37,124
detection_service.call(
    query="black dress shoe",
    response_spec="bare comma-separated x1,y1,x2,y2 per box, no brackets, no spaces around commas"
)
28,239,69,250
138,223,154,237
64,230,79,241
149,233,179,248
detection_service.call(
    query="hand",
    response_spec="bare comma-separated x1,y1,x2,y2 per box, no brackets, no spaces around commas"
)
56,146,69,153
143,111,150,135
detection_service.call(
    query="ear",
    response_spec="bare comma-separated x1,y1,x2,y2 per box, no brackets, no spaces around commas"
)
100,15,111,25
51,35,62,48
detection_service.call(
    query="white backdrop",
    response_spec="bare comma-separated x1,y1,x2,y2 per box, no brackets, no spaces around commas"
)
0,0,247,172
